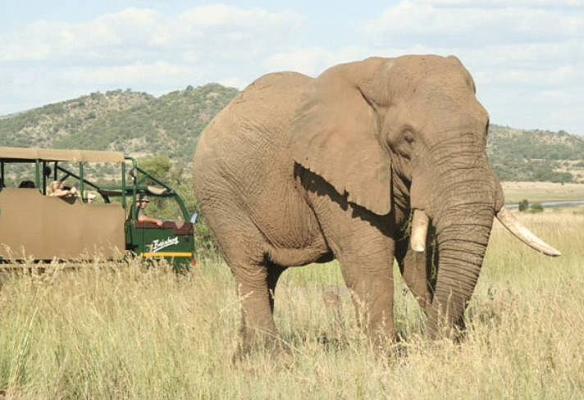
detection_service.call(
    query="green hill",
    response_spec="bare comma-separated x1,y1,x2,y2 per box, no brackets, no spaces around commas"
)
1,85,583,182
487,125,584,183
0,84,239,163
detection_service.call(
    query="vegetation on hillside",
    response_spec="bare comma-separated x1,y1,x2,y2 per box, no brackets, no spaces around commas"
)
487,125,584,183
0,84,238,163
0,90,153,149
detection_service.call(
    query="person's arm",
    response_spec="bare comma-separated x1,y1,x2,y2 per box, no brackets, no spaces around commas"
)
49,188,71,198
137,214,163,227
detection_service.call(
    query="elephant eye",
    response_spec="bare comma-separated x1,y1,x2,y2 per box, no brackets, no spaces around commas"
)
404,130,415,144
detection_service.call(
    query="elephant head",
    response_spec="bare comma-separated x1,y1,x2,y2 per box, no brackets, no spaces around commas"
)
291,55,559,337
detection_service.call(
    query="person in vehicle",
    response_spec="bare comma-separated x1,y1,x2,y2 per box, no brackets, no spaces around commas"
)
18,180,36,188
48,181,78,203
86,191,97,204
137,195,163,227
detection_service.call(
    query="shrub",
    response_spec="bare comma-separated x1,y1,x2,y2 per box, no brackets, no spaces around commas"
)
529,202,544,213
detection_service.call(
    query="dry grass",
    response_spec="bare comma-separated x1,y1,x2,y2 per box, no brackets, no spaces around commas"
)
502,181,584,203
0,212,583,399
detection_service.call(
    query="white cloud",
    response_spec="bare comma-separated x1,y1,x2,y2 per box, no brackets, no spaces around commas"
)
216,77,248,89
365,1,584,47
264,47,367,77
178,4,302,29
0,4,304,113
66,62,194,86
0,2,582,133
419,0,584,8
0,8,164,62
0,3,302,114
361,0,584,133
0,5,304,64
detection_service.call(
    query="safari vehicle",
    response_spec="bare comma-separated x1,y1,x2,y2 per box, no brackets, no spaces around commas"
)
0,146,196,268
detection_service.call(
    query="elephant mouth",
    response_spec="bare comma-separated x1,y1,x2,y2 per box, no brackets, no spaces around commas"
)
410,207,561,256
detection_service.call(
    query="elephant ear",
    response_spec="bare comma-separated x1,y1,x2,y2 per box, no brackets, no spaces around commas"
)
291,74,391,216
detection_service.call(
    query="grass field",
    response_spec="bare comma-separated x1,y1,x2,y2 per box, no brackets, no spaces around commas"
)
0,211,583,399
502,181,584,203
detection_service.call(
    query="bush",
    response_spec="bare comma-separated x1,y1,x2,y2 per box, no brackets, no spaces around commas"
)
518,199,529,212
529,202,544,213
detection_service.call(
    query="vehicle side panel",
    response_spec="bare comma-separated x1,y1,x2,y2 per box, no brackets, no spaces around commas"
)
0,188,125,259
127,221,195,267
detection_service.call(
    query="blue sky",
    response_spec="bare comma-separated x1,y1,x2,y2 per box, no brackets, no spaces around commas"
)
1,1,583,134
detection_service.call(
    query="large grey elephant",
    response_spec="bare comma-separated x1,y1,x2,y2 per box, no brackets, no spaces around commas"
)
193,55,559,352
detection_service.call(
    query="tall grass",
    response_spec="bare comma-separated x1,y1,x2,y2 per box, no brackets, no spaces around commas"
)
0,212,582,399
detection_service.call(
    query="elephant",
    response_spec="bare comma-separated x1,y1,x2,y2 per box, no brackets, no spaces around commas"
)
193,55,560,353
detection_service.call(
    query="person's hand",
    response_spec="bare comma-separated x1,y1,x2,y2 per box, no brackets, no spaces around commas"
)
66,187,78,198
156,220,163,227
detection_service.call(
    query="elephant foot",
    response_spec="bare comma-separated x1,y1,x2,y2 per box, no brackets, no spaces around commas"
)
317,333,349,353
231,341,296,373
366,334,403,361
427,315,468,343
232,331,291,365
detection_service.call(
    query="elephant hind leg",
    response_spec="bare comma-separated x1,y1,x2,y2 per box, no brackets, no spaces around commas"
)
206,217,285,356
267,261,287,313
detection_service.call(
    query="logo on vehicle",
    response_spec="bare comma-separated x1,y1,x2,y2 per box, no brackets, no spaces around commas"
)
148,237,180,253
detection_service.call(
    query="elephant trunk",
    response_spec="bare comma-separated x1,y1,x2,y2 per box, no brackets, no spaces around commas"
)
424,140,496,338
406,133,561,338
429,202,494,338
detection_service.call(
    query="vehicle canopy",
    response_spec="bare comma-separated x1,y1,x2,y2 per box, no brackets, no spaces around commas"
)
0,146,124,164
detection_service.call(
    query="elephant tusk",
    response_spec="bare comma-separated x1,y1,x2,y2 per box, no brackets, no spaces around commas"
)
410,209,429,253
496,206,561,257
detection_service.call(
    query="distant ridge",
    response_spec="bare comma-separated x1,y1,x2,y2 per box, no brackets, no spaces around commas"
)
488,125,584,183
0,84,238,162
0,84,582,183
0,111,25,120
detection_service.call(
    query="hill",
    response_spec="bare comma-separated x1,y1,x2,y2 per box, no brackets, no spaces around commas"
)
0,84,239,163
1,85,583,182
487,125,584,183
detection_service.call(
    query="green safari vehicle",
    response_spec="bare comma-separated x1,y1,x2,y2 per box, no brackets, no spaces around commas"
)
0,146,196,268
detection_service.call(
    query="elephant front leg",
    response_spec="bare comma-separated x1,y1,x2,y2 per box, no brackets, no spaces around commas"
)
316,209,397,344
395,237,435,314
340,257,396,344
300,173,397,345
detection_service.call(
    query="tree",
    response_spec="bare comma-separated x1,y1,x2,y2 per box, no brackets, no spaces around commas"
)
140,155,171,182
518,199,529,212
